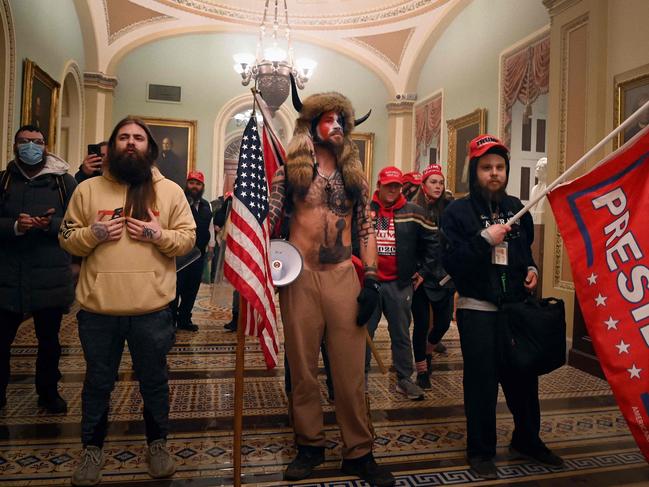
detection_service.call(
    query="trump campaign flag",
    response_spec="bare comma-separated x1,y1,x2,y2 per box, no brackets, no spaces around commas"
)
548,127,649,461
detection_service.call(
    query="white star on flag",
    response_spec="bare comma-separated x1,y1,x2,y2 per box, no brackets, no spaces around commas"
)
604,316,619,330
587,273,598,285
628,364,642,379
595,294,607,307
616,340,630,354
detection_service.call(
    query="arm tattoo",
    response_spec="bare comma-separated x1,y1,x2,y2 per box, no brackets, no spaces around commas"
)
268,167,286,230
142,226,155,239
91,223,109,241
355,183,374,248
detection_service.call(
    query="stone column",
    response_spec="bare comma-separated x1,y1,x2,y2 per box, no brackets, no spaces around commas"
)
83,71,118,145
385,95,416,171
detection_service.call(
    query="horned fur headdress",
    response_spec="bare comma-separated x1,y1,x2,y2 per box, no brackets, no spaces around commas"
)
285,74,371,199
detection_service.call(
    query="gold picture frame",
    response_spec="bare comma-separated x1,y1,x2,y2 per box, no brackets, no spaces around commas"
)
20,59,60,149
134,116,197,188
351,132,374,184
447,108,487,195
614,63,649,149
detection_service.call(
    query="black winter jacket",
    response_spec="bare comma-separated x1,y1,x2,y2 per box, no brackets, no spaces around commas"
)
0,157,77,314
441,194,535,306
370,197,439,288
191,197,213,255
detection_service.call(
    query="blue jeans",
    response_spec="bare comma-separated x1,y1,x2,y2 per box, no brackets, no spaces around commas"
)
365,280,414,380
77,308,175,447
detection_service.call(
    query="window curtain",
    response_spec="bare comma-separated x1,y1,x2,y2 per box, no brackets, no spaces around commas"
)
501,35,550,147
414,94,442,171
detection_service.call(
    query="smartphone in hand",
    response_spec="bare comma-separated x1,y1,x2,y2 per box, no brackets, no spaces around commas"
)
87,144,102,157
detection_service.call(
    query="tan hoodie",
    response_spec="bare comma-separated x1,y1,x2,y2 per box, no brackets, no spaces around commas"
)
59,167,196,315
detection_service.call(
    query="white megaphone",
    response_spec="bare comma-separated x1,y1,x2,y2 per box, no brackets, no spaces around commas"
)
269,239,303,286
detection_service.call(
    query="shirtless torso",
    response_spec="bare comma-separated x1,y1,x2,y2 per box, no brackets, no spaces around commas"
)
268,146,377,275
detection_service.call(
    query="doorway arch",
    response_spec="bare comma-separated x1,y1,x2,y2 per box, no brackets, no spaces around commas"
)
58,61,84,168
0,0,16,165
212,93,294,199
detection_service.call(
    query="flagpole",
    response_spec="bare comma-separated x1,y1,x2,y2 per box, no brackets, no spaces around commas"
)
507,99,649,226
232,302,245,487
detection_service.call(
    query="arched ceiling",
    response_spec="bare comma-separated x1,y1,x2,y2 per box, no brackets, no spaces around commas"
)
78,0,467,95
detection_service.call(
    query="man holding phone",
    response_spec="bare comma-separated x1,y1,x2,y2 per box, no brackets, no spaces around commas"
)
0,125,77,414
75,141,107,183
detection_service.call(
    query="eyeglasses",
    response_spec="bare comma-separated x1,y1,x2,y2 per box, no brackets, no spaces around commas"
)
16,137,45,146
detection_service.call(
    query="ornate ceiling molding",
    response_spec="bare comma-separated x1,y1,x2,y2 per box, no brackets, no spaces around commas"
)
350,28,414,72
104,0,174,45
157,0,450,29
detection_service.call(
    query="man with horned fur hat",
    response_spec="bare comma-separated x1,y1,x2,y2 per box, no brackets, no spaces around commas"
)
268,79,394,486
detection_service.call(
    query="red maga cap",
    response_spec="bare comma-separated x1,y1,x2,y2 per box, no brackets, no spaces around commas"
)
187,170,205,183
469,134,509,159
378,166,403,185
421,164,444,183
401,171,422,185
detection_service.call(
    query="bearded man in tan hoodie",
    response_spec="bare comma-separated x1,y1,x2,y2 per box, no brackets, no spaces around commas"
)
59,117,195,486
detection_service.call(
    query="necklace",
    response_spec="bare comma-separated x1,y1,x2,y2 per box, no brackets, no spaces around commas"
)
316,167,338,192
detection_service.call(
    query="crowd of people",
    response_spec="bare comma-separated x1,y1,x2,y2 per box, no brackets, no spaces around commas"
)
0,83,564,485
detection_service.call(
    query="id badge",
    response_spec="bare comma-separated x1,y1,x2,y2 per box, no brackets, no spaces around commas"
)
492,241,508,265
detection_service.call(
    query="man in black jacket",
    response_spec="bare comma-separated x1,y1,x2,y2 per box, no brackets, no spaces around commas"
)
172,171,214,331
441,134,563,479
75,141,107,183
0,125,77,413
365,166,438,401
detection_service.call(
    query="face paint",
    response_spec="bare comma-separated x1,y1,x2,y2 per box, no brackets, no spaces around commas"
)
316,111,344,144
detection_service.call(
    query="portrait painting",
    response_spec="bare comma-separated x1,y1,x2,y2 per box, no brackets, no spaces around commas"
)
446,108,487,195
614,64,649,149
351,132,374,185
135,117,197,188
20,59,60,149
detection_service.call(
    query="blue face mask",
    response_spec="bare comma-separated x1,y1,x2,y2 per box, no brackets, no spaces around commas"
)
17,142,44,166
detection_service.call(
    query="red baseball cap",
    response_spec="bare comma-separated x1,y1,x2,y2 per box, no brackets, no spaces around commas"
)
377,166,403,185
187,170,205,184
469,134,509,159
401,171,422,185
421,164,444,183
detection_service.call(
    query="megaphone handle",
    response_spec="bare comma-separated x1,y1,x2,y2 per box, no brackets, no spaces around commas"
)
365,330,387,375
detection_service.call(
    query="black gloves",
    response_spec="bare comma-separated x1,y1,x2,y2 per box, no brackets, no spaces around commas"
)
357,277,380,326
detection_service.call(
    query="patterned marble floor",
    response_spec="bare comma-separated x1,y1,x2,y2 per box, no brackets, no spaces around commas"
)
1,284,648,486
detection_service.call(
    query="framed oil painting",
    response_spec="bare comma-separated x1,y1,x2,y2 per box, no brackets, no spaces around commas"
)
614,64,649,149
447,108,487,195
135,116,197,188
20,59,60,149
351,132,374,184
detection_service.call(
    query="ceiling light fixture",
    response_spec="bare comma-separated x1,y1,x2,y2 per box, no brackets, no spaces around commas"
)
233,0,316,115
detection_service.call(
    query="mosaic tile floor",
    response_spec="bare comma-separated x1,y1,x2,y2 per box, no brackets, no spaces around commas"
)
1,284,648,486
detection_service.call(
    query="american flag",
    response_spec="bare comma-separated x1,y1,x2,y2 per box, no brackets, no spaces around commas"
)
224,116,279,369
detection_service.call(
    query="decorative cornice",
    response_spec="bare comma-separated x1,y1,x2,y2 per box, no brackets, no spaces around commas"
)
543,0,582,17
84,72,119,92
159,0,448,29
386,99,416,115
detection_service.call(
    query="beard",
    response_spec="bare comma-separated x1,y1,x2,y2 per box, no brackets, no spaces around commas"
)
479,182,507,206
185,187,204,203
314,133,344,156
109,149,153,185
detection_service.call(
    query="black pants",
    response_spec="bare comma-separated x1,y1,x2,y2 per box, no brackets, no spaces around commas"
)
457,308,544,459
171,254,205,326
77,308,175,447
411,287,453,362
0,307,63,397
